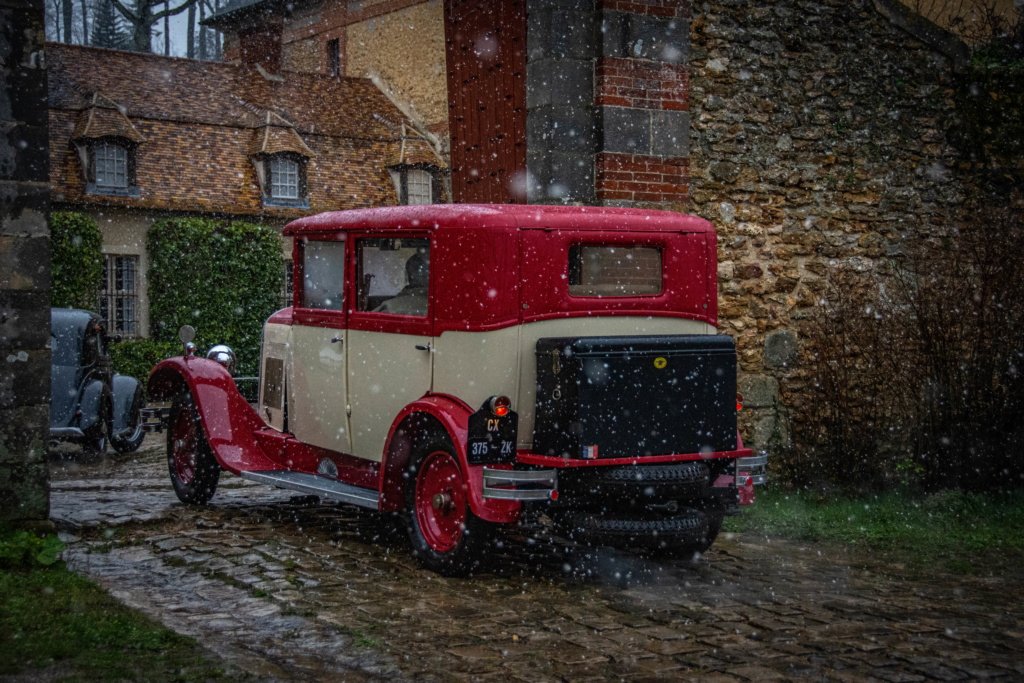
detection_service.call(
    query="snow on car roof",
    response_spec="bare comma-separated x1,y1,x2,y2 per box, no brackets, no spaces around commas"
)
283,204,715,236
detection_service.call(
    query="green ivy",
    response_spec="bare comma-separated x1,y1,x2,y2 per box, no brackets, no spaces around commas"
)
51,212,103,310
147,218,283,377
0,529,65,569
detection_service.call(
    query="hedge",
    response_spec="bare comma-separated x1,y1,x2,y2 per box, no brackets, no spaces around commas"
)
146,218,283,377
108,338,179,386
51,212,104,310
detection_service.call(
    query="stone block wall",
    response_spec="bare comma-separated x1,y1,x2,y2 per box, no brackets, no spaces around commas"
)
1,0,51,521
525,0,692,205
687,0,967,450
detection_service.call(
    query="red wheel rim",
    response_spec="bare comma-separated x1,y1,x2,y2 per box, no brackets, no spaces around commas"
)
414,451,467,553
171,408,197,485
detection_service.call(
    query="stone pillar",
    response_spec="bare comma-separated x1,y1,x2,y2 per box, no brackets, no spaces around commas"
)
525,0,598,203
0,0,51,521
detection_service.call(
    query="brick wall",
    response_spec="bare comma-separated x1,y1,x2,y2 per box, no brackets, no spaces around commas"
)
595,152,689,204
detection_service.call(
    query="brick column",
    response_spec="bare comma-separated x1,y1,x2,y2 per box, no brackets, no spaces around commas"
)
595,0,690,207
0,0,51,521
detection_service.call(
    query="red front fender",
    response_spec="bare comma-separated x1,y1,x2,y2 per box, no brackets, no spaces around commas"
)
148,357,280,475
380,394,521,524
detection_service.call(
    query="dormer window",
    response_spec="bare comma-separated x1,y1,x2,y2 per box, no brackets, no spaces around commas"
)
82,137,140,197
94,140,129,189
270,155,300,200
389,165,442,205
406,168,432,204
260,152,308,207
248,112,315,209
70,93,146,198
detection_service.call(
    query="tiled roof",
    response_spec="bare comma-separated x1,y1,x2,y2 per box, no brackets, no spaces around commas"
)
48,43,405,140
248,112,316,157
48,43,406,216
71,94,147,143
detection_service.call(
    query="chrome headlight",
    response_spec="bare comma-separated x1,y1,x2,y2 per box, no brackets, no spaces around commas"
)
206,344,236,374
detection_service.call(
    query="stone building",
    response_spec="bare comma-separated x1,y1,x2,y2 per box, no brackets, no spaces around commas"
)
207,0,1015,455
47,42,443,338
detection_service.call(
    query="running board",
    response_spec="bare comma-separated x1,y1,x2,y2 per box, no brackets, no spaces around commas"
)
240,470,380,510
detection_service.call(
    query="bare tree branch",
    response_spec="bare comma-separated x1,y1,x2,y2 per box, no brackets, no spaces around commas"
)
108,0,137,23
152,0,195,22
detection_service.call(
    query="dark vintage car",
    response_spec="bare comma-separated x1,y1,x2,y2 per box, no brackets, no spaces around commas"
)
50,309,146,457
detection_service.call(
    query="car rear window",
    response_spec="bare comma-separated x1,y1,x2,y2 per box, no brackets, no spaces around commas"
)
568,245,662,297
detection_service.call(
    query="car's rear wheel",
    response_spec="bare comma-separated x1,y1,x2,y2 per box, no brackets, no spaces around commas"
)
167,393,220,504
405,436,493,576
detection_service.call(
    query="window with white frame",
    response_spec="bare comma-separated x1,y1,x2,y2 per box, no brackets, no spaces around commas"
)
94,141,128,189
389,165,441,205
270,156,300,199
406,169,432,204
99,254,139,337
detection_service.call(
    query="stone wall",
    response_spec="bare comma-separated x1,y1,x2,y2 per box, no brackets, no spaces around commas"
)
687,0,967,450
0,0,50,521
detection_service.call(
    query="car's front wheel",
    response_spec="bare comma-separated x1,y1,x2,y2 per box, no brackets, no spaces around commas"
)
81,400,110,463
112,386,145,454
405,436,493,576
167,393,220,504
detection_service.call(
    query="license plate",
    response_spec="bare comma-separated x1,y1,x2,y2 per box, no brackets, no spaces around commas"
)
467,406,518,465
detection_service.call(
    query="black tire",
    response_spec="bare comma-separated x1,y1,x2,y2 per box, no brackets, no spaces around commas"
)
553,508,708,552
558,461,710,510
81,398,110,463
111,388,145,454
404,434,494,576
699,510,725,552
167,393,220,505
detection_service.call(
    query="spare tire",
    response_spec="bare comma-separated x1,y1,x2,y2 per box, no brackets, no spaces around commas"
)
554,508,707,551
558,461,709,509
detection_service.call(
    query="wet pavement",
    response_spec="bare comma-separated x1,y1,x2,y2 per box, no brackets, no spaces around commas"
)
50,436,1024,681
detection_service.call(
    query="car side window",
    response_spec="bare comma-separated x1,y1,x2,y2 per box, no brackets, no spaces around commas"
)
301,240,346,311
356,238,430,317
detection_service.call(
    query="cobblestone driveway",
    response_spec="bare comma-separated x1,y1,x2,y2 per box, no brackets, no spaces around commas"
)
50,437,1024,681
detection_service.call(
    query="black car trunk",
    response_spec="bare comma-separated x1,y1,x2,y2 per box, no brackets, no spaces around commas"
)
533,335,738,459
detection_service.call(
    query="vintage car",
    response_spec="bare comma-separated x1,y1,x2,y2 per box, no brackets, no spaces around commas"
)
148,205,766,574
50,308,146,457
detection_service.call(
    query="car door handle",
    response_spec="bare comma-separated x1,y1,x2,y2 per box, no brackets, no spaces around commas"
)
331,337,343,344
415,344,430,351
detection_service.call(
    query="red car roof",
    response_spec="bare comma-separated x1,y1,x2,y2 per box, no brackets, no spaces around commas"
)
283,204,715,236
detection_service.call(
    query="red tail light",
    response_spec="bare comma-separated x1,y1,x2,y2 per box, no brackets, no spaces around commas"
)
737,393,743,412
489,395,511,417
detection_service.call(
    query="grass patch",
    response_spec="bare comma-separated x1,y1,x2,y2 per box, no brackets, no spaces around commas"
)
725,487,1024,571
0,563,238,680
333,624,382,649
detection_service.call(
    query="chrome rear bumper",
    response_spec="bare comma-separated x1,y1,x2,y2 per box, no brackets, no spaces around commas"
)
735,453,768,485
482,468,558,501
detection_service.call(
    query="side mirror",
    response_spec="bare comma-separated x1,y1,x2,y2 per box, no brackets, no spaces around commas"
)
179,325,196,358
